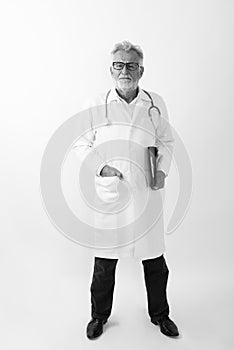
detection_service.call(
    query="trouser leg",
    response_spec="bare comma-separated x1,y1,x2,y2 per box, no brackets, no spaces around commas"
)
142,254,170,322
90,256,118,321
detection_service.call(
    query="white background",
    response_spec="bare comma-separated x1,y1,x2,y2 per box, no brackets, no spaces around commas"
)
0,0,233,349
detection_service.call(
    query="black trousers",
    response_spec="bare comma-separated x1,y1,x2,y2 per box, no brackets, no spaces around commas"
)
90,254,170,322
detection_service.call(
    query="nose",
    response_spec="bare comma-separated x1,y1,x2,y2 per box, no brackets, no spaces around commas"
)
121,64,128,74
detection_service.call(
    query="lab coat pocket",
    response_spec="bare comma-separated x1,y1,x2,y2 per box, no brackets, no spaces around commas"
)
95,175,120,203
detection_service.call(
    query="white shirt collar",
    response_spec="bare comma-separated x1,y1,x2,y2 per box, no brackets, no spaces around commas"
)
107,86,151,104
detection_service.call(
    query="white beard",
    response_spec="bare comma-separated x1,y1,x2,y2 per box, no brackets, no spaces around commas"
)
116,79,138,93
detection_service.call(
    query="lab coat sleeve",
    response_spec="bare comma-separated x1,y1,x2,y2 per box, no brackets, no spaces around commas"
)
155,96,175,177
71,108,107,177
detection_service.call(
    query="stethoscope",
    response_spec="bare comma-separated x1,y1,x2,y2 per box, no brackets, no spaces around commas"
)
104,88,161,145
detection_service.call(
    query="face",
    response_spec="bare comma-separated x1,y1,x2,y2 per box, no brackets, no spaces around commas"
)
110,50,144,93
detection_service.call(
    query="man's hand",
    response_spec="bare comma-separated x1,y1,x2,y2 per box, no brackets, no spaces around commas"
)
100,165,123,179
152,170,166,190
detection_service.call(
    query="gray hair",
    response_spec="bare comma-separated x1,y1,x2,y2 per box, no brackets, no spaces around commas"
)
111,40,144,64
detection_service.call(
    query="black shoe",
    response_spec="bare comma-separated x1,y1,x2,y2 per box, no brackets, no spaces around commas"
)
152,315,179,337
86,318,107,340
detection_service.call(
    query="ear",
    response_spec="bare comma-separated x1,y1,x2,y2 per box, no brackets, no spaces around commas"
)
139,66,144,78
110,66,113,76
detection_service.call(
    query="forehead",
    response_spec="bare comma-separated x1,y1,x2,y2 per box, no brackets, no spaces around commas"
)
112,50,140,63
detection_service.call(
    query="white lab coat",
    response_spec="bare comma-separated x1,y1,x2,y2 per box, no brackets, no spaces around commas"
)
72,87,174,260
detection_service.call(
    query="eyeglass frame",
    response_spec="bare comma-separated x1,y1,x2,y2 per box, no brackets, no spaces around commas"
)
112,61,143,71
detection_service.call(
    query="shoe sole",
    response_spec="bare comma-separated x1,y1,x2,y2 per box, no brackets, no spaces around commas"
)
160,328,179,337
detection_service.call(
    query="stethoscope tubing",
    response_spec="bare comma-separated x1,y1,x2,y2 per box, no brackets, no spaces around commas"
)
105,88,161,122
104,88,161,146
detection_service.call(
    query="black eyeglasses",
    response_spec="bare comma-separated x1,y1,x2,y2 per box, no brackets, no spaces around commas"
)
112,62,141,71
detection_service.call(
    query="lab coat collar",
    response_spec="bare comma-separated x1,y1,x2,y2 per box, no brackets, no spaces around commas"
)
107,86,151,104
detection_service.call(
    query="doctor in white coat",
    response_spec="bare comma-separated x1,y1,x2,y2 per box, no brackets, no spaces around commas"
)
72,41,179,339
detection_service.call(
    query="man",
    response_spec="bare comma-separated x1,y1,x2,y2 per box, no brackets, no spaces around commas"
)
73,41,179,339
